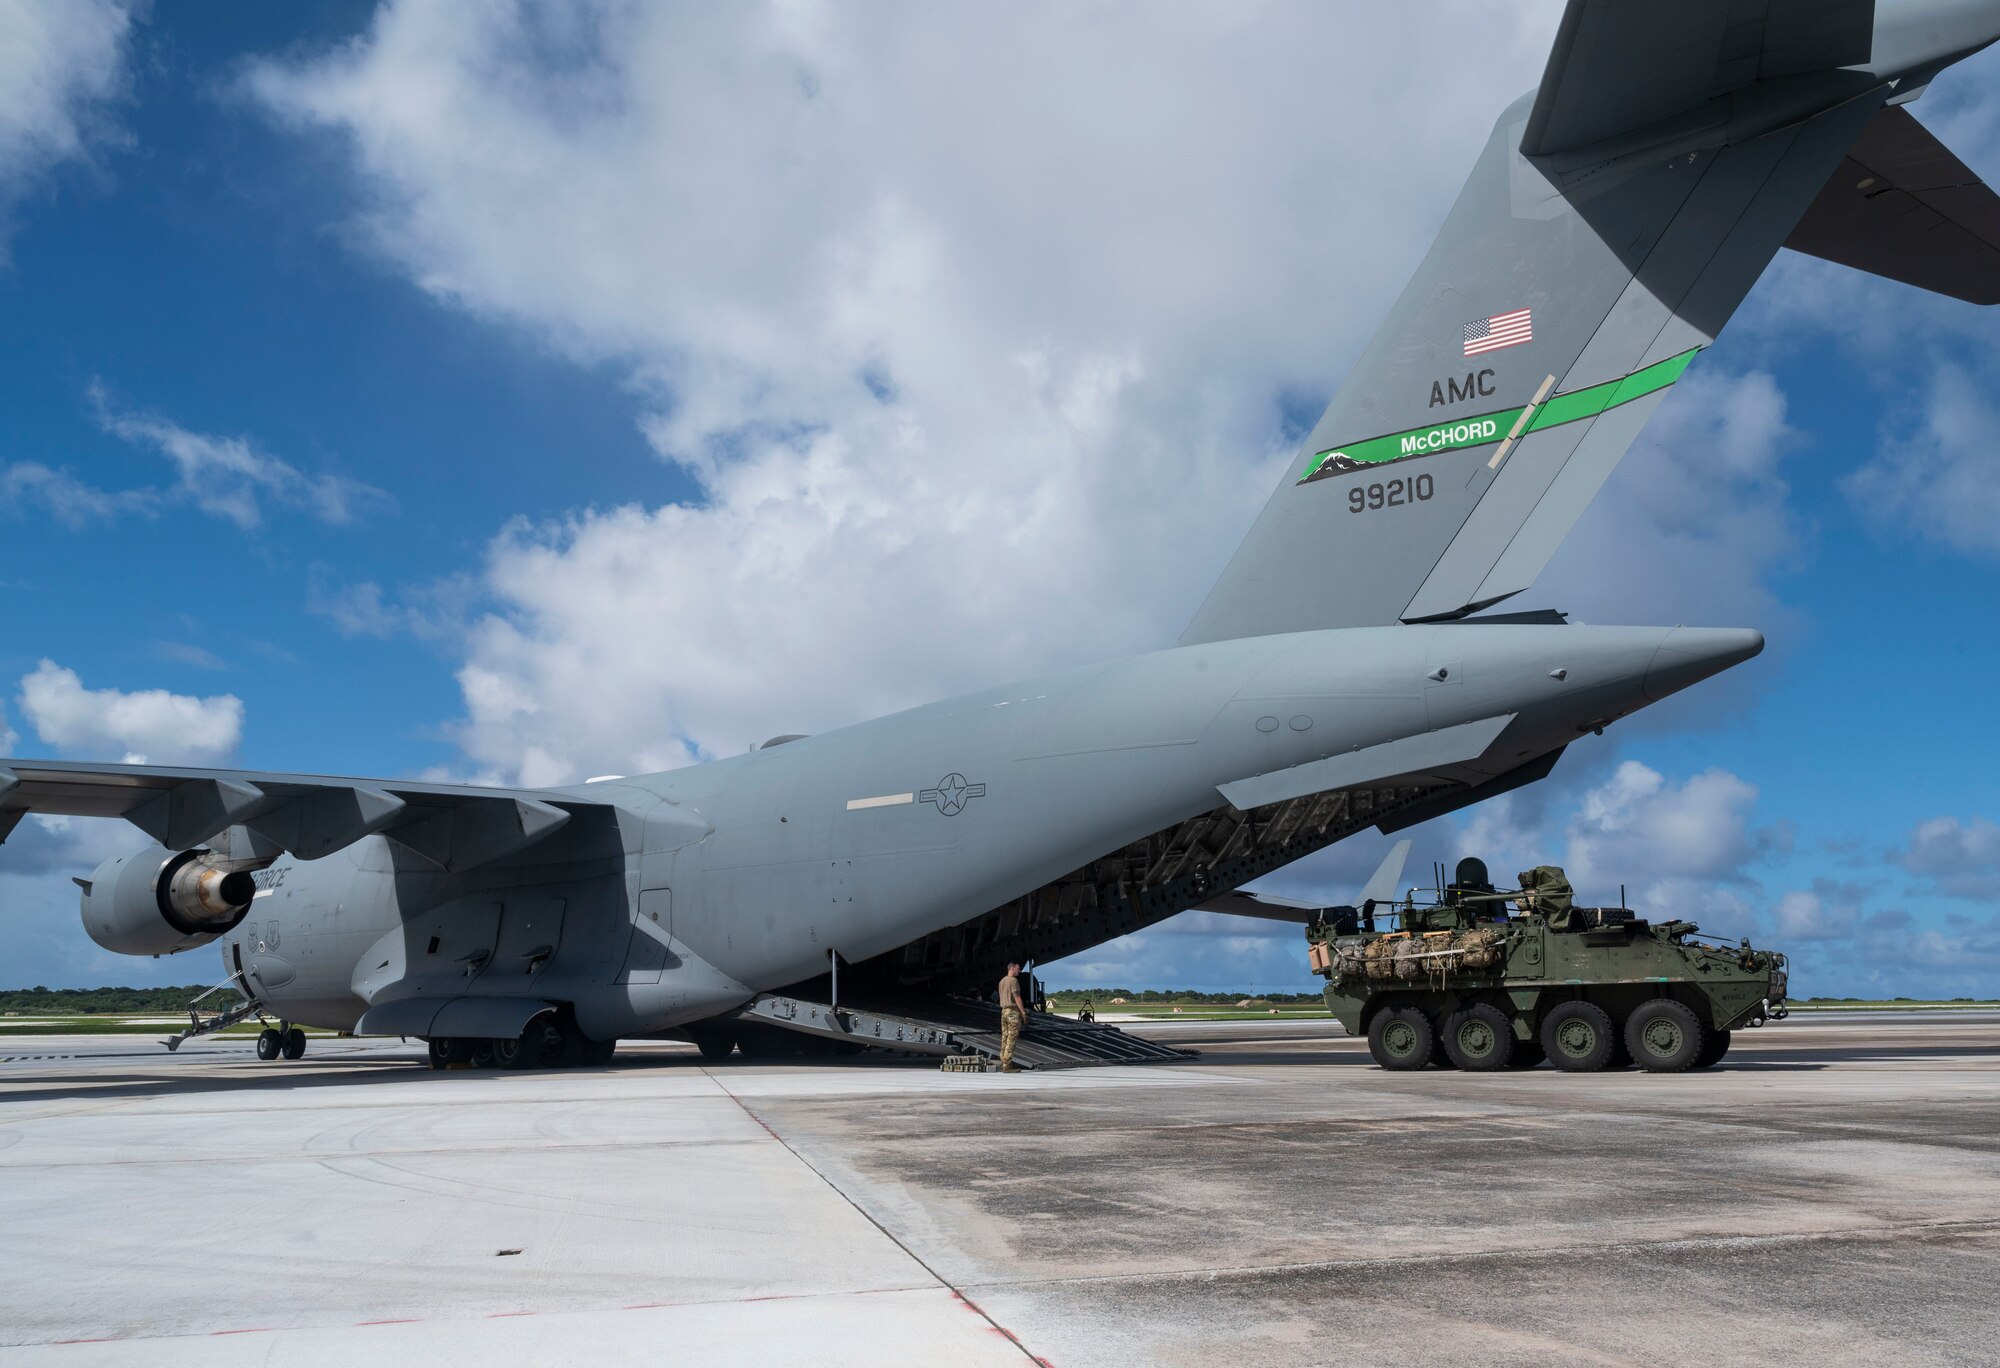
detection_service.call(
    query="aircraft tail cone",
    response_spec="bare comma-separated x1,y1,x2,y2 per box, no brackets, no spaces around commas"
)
1642,628,1764,702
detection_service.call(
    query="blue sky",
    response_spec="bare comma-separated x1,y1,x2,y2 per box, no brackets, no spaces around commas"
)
3,3,1998,999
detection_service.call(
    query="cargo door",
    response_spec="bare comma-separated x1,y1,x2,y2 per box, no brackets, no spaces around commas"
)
614,887,673,985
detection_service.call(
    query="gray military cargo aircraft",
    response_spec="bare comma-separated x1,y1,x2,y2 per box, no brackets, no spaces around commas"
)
7,0,2000,1066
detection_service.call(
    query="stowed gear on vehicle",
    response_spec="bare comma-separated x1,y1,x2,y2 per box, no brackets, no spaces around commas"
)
1305,859,1788,1073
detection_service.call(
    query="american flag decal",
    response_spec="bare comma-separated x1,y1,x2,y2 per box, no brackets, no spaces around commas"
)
1463,307,1533,356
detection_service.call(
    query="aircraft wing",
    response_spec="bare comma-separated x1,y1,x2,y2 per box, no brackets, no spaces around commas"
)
1522,0,1878,158
1784,104,2000,305
0,757,604,872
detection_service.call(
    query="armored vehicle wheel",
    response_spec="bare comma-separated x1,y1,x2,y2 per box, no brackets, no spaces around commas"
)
1508,1040,1546,1069
1428,1028,1455,1070
427,1037,469,1069
695,1032,736,1060
1541,1001,1616,1072
1606,1029,1634,1069
1627,1000,1704,1072
280,1027,306,1060
1443,1003,1515,1071
256,1028,282,1061
1693,1027,1732,1068
1367,1007,1434,1071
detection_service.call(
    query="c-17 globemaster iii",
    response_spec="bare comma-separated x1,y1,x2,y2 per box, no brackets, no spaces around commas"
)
6,0,1999,1068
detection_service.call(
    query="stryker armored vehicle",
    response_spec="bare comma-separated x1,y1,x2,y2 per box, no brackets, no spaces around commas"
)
1304,859,1787,1073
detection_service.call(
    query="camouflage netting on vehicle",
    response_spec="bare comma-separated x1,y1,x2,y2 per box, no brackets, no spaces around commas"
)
1516,865,1576,930
1338,926,1507,986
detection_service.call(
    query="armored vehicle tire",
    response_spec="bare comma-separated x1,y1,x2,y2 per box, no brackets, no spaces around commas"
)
1428,1029,1455,1070
281,1027,307,1060
1367,1007,1434,1071
256,1028,282,1061
1508,1040,1546,1069
1541,1001,1616,1072
1626,999,1705,1072
1443,1003,1515,1071
1693,1028,1732,1068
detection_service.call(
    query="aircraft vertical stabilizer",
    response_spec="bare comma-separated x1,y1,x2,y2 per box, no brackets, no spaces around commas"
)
1181,0,2000,646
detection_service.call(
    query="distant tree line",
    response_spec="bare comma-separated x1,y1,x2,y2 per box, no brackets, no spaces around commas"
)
0,986,244,1014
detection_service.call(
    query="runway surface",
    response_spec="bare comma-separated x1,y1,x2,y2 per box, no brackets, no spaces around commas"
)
2,1012,1996,1365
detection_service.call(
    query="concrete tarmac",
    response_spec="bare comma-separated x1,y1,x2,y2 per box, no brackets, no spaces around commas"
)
1,1012,1995,1366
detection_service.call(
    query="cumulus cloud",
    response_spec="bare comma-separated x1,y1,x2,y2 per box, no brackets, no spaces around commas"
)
1841,367,2000,560
1536,368,1803,633
1896,815,2000,899
1773,880,1866,942
88,382,392,530
17,660,243,765
246,1,1572,782
0,0,134,248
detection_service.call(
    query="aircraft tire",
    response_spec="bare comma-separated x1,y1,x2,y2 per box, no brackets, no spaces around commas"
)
469,1041,497,1069
1367,1007,1433,1071
694,1033,736,1061
1541,1001,1616,1072
256,1028,282,1061
281,1027,307,1060
1693,1027,1732,1068
1626,1000,1705,1073
427,1037,468,1069
578,1037,616,1066
1442,1003,1515,1071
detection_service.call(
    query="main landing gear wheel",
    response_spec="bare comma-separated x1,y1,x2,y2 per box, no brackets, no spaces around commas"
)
1626,999,1705,1073
1541,1001,1616,1072
577,1037,616,1066
280,1027,306,1060
1367,1007,1433,1071
694,1032,737,1061
1443,1003,1515,1071
427,1038,470,1069
256,1028,282,1061
1693,1027,1732,1069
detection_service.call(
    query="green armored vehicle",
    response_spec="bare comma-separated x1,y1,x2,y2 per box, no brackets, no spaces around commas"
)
1304,859,1788,1073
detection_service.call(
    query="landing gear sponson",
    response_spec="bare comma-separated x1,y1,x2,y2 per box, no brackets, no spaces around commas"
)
425,1012,615,1070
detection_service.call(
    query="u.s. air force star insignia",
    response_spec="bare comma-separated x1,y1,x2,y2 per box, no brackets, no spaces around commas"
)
919,773,986,816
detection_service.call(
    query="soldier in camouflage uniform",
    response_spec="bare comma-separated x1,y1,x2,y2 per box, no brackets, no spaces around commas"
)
997,961,1026,1073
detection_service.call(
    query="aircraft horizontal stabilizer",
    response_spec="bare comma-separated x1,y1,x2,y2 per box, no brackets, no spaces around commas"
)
1785,105,2000,305
1217,714,1515,811
0,758,600,871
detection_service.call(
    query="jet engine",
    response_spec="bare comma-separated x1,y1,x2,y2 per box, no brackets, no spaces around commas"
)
77,846,257,957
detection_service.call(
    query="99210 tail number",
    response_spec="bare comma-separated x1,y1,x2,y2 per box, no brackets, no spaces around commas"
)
1347,473,1434,514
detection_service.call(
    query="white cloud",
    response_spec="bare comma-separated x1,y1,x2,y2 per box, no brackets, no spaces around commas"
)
1841,367,2000,560
17,660,243,765
1,699,17,753
89,382,393,530
1897,815,2000,899
1773,883,1864,941
1535,369,1803,636
247,1,1566,783
0,0,134,248
1457,758,1771,930
0,460,154,526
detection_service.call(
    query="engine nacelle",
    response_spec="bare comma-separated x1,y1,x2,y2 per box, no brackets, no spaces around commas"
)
78,847,256,957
